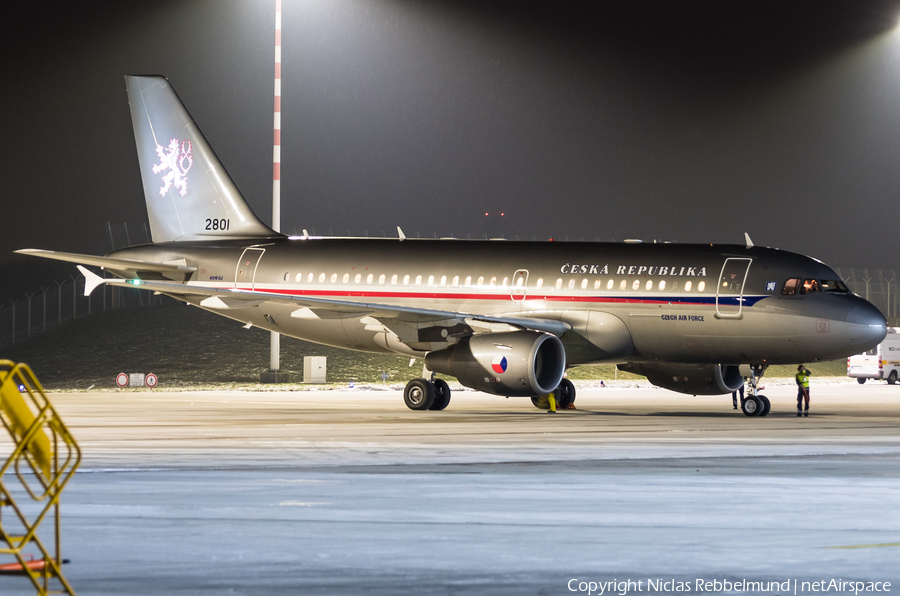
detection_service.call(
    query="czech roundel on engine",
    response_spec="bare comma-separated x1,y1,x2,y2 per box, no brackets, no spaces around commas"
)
492,355,508,374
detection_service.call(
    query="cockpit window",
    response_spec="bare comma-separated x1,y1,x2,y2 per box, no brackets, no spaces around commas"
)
800,279,821,294
782,278,800,295
820,279,850,294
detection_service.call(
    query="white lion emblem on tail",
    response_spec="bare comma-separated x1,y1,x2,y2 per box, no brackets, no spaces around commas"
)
152,139,193,197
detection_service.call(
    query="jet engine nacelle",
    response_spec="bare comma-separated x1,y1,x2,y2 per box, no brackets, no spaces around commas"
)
425,330,566,397
618,362,744,396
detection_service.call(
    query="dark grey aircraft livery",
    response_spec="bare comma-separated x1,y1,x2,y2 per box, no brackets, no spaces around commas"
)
18,76,887,416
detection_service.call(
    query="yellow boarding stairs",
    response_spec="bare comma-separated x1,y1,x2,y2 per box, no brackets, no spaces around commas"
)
0,360,81,595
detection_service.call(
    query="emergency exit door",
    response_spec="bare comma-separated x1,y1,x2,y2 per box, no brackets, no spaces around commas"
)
511,269,529,301
716,258,752,317
235,248,265,289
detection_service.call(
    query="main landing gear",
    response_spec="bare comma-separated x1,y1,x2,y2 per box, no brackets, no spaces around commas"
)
403,377,451,411
741,364,771,417
530,378,576,410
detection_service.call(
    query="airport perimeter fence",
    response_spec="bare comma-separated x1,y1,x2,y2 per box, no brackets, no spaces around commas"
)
0,257,896,347
0,277,174,348
833,268,899,322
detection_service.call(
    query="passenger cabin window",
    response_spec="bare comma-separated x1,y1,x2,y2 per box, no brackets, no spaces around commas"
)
581,279,588,290
594,280,601,289
440,276,447,286
427,275,434,285
800,279,821,294
342,273,349,283
645,280,653,290
698,281,706,292
782,278,801,295
318,273,326,283
607,280,614,290
403,275,410,285
415,275,422,285
556,279,563,289
619,280,626,290
659,280,667,291
283,272,289,281
464,276,472,286
378,274,385,284
684,281,692,291
477,276,485,286
569,279,576,289
632,280,640,290
355,274,362,283
536,278,543,288
295,273,303,282
367,274,374,284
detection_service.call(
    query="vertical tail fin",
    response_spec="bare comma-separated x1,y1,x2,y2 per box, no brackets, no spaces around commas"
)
125,75,278,243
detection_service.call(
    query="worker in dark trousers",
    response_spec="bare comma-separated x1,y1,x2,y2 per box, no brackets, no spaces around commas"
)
732,384,745,410
796,365,811,417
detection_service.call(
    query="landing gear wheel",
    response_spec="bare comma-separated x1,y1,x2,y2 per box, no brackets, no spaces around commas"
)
430,379,451,410
858,378,867,384
758,395,771,417
888,371,897,385
742,395,763,417
404,378,435,410
531,395,550,409
556,378,576,409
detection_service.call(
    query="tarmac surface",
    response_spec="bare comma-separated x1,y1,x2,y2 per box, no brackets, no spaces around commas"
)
2,381,900,595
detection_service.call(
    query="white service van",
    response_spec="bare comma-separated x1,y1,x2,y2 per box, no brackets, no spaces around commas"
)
847,328,900,384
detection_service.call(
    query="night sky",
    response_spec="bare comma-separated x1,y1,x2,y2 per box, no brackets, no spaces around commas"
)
4,0,900,297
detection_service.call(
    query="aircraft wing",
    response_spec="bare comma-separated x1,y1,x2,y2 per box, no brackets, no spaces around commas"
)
15,249,197,275
74,266,571,337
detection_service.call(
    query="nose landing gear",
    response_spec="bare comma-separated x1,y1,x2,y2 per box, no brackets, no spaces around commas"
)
742,364,770,417
530,378,576,410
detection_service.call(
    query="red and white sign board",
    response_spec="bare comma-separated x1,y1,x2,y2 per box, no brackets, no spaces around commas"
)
116,372,129,388
145,373,158,388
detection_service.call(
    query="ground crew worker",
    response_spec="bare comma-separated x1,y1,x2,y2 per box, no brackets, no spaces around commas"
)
796,365,811,417
732,384,745,410
546,392,557,413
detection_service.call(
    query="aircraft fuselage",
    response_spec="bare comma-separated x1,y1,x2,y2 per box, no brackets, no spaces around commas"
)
108,237,887,367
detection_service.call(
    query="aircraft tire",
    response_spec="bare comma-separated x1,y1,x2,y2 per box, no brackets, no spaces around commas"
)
858,378,867,384
758,395,771,417
404,379,435,410
556,378,576,408
531,395,550,409
741,395,763,417
889,371,897,385
430,379,452,410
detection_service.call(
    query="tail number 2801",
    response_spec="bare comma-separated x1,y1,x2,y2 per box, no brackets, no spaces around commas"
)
205,219,230,231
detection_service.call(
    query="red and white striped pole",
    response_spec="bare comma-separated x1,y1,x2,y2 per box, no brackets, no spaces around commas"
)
273,0,282,233
270,0,282,375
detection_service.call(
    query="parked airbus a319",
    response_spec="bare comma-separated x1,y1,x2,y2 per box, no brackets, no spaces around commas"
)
17,76,887,415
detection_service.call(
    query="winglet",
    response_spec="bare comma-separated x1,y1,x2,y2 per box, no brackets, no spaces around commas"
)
76,265,108,296
397,226,406,242
744,233,754,249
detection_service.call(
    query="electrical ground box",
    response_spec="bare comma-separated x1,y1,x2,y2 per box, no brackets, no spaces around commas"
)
303,357,326,383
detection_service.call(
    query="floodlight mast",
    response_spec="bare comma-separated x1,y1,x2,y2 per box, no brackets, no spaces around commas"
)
270,0,283,376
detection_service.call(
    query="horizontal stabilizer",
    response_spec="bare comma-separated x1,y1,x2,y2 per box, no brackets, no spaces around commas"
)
76,265,108,296
16,249,197,274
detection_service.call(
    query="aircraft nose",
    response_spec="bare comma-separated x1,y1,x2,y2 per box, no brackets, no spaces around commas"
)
846,299,887,349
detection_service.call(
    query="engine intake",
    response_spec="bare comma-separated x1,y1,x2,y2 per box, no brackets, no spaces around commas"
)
618,362,744,395
425,330,566,396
